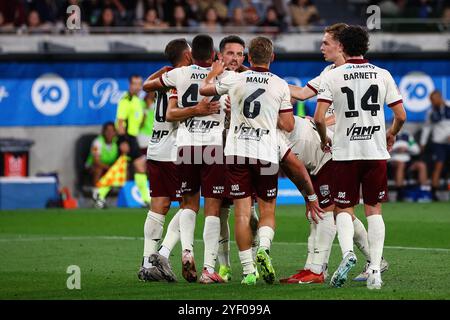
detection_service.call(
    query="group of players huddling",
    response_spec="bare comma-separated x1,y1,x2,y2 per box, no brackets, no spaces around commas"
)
136,23,406,290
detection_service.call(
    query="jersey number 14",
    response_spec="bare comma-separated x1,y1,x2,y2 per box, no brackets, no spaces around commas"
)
341,84,380,118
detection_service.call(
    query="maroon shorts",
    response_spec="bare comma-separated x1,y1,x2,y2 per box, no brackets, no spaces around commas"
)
311,160,335,209
332,160,388,208
147,160,181,201
177,145,225,199
225,156,279,200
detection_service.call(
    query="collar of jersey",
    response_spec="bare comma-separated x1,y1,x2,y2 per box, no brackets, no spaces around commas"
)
194,61,212,68
250,66,270,72
346,58,368,64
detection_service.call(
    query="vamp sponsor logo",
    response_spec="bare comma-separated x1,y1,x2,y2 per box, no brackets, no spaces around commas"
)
399,71,435,113
31,73,69,116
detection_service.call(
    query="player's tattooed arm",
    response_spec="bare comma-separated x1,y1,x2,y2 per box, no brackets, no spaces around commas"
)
166,97,220,122
288,84,316,101
200,60,225,96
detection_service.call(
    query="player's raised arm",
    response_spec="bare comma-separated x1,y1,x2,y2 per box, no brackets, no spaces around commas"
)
199,59,225,96
143,67,178,92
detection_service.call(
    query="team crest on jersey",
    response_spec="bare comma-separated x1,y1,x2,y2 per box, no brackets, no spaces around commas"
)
234,123,269,141
319,184,330,197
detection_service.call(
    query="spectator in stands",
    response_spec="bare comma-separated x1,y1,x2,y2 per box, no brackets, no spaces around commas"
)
259,5,285,33
389,131,430,201
420,90,450,201
93,7,117,32
227,6,246,27
289,0,320,28
0,0,26,27
26,9,51,33
142,8,168,30
85,122,119,186
170,4,190,29
200,6,223,33
244,5,260,27
185,0,202,26
198,0,228,21
438,6,450,31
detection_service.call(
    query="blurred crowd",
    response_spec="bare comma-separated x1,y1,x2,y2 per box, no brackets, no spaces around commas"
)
1,0,450,34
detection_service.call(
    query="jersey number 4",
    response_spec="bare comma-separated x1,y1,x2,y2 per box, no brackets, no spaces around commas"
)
182,83,220,112
341,85,380,118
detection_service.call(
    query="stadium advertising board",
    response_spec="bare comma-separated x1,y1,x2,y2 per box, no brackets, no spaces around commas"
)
0,60,448,126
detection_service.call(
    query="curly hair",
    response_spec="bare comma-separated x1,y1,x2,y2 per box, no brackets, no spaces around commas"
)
337,25,369,57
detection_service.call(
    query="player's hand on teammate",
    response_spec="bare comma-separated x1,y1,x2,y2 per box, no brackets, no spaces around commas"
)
195,97,221,116
320,136,332,153
211,59,225,76
386,130,396,152
305,196,324,224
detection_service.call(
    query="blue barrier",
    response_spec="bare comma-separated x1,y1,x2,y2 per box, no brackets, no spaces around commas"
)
0,60,449,126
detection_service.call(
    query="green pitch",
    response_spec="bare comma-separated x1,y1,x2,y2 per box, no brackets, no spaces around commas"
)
0,202,449,300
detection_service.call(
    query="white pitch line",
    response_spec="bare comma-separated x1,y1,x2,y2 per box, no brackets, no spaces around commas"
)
0,236,449,253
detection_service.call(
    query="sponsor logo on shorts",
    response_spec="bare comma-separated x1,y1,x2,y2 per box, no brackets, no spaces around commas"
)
320,199,330,205
267,188,277,197
213,186,224,195
234,122,269,141
230,184,245,196
346,123,380,141
335,191,350,204
320,184,330,197
338,191,346,199
378,191,386,199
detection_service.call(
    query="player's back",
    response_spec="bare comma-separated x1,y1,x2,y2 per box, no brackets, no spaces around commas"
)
162,64,225,147
319,59,402,161
223,68,292,164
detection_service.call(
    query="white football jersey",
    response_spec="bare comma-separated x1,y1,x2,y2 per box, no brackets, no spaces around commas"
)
317,59,402,161
216,68,293,164
278,116,333,175
146,89,178,162
307,64,336,131
160,64,226,147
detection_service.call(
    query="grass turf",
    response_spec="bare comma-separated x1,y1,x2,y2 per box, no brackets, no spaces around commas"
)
0,202,449,300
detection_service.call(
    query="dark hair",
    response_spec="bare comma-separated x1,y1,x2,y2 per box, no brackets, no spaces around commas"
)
324,23,348,41
102,121,115,133
249,36,273,65
191,34,214,61
165,38,189,65
337,25,369,57
219,35,245,52
128,74,142,83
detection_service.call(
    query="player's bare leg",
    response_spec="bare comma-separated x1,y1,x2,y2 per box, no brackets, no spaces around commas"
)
364,203,385,290
218,204,232,281
179,192,200,282
256,197,277,284
330,206,357,288
234,196,257,285
199,197,224,284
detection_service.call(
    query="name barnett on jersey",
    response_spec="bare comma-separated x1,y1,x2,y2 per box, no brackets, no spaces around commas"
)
234,122,270,141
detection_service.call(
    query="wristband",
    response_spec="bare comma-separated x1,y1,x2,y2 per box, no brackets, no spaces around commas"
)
307,194,318,202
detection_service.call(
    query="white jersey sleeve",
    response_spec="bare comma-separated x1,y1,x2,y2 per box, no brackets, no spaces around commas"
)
307,64,335,94
215,71,241,96
160,68,181,88
384,70,403,107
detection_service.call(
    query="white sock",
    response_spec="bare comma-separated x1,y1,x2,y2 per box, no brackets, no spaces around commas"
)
258,226,274,253
250,206,259,259
179,208,197,252
218,208,231,267
305,215,317,270
312,211,336,272
336,212,354,257
159,209,183,258
353,217,371,261
239,249,255,275
203,216,220,270
367,215,385,272
143,210,165,258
